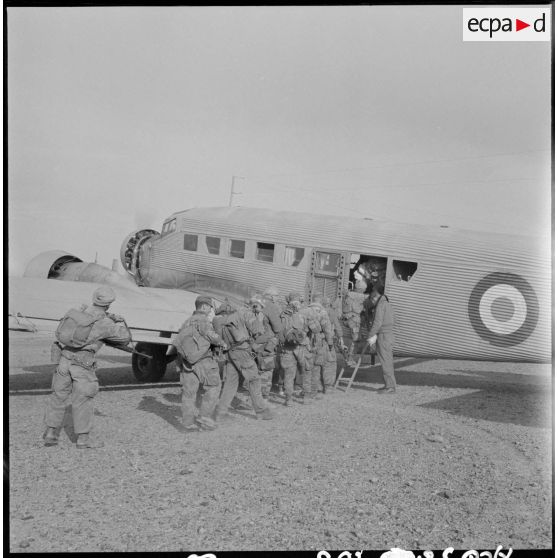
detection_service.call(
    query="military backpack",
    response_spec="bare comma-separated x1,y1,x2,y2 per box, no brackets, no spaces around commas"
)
55,307,103,349
173,320,212,365
220,314,250,345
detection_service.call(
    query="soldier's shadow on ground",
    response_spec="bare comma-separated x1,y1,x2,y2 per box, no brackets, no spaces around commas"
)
137,395,185,432
346,361,550,428
138,391,210,431
11,363,180,394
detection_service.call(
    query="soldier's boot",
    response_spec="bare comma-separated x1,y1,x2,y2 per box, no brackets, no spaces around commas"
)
76,434,104,449
345,342,357,367
232,395,253,411
256,408,274,420
43,427,59,447
314,392,324,400
183,421,201,432
214,409,235,423
196,416,218,431
284,396,292,407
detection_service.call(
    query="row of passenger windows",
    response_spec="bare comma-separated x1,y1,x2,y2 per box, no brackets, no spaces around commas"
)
182,233,305,267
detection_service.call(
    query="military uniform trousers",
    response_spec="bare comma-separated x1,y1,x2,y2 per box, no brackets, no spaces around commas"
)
376,331,395,389
180,357,221,426
345,314,361,342
216,349,267,415
308,342,332,396
258,368,272,397
322,347,338,392
252,345,274,397
280,344,313,400
44,355,100,435
271,353,284,390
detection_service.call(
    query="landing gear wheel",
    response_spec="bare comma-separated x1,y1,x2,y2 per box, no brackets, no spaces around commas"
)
132,343,168,382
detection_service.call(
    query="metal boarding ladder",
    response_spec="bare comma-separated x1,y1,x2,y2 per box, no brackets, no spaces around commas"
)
334,346,371,392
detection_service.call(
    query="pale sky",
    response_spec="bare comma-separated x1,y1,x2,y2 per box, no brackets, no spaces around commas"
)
7,5,552,275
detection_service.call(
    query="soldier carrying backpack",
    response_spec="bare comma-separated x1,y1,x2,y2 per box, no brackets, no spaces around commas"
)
305,294,335,400
212,300,273,421
244,294,278,399
43,286,131,449
278,292,316,407
173,295,228,432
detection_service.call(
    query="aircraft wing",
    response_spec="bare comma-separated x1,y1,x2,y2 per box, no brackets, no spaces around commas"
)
8,276,198,346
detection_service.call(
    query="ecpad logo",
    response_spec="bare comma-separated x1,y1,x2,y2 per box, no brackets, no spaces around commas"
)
463,8,550,41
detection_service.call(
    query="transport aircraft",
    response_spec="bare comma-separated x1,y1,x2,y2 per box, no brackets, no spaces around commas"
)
8,206,552,382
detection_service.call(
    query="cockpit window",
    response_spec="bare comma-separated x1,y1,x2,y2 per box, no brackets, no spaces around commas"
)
183,234,198,251
161,219,176,236
229,239,245,259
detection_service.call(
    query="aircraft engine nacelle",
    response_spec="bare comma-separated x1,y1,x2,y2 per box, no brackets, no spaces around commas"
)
24,250,138,290
120,229,160,285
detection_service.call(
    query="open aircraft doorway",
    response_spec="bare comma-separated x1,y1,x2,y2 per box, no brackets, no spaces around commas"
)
348,254,387,293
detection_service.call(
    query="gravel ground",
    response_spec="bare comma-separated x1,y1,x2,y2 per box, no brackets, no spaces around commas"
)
8,330,553,552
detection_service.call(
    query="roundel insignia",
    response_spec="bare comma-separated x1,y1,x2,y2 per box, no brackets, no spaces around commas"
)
468,272,539,347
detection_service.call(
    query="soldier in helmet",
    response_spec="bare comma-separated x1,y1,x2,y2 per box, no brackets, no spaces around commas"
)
322,296,346,394
304,294,334,400
261,286,283,335
244,294,277,399
279,292,316,406
262,285,285,395
173,295,227,431
213,300,273,421
341,279,367,366
43,286,131,449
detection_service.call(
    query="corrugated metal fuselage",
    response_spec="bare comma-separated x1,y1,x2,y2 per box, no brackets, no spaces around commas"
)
135,207,551,363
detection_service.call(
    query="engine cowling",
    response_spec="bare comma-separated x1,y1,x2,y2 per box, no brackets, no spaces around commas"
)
24,250,138,290
120,229,160,284
24,250,83,279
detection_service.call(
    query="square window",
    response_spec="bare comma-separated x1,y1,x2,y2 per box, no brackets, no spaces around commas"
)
316,252,340,273
256,242,275,263
206,236,221,255
230,239,245,259
285,246,304,266
183,234,198,251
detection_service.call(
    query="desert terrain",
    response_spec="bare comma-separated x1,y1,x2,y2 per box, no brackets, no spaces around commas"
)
8,330,553,553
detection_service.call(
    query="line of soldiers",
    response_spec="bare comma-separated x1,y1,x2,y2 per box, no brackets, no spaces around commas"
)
172,287,349,430
42,283,395,447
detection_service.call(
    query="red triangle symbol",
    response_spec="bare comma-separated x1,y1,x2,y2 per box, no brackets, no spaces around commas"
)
516,19,530,31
